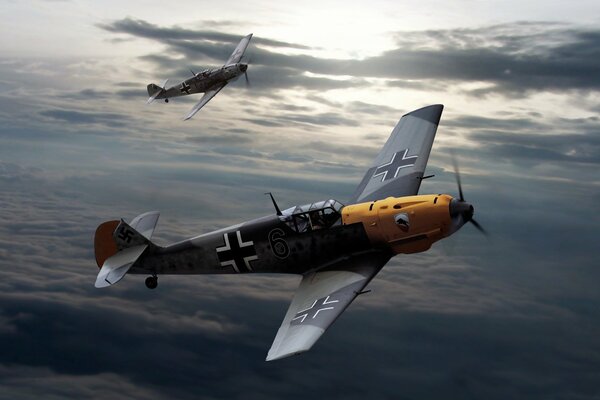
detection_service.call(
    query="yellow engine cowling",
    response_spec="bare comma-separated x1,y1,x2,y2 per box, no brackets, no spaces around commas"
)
341,194,453,254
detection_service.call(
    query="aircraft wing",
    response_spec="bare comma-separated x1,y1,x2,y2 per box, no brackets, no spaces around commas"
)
266,252,390,361
225,33,253,65
183,83,227,120
349,104,444,204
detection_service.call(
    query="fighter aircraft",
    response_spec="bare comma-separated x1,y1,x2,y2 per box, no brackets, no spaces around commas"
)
146,33,252,120
93,104,486,360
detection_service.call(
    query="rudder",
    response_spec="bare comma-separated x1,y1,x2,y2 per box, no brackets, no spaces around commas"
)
94,220,120,268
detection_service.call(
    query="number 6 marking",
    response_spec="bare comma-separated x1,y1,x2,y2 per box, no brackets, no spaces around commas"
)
268,228,290,259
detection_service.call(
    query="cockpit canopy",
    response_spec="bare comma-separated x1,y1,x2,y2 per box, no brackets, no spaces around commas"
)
280,199,344,233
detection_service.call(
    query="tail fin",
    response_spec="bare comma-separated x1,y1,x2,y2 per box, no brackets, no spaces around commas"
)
94,220,120,268
147,83,162,97
146,79,168,104
93,211,160,288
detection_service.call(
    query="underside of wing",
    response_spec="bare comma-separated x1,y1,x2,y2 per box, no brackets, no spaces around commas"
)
183,83,227,120
266,251,390,361
349,104,444,204
225,33,253,65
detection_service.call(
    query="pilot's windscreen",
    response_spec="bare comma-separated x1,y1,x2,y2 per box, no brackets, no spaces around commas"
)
294,214,309,233
322,208,340,227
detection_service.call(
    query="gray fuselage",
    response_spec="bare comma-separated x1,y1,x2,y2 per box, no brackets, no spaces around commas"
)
156,64,245,100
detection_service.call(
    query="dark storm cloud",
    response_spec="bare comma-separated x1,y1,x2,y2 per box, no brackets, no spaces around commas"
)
0,365,162,400
471,130,600,164
104,19,600,95
442,114,600,165
2,106,600,400
99,18,311,49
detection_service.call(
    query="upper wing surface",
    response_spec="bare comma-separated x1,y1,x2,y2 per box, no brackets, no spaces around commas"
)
225,33,253,65
349,104,444,204
266,252,390,361
183,83,227,120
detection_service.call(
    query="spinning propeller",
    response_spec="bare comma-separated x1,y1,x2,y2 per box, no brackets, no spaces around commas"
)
240,55,252,87
450,156,489,237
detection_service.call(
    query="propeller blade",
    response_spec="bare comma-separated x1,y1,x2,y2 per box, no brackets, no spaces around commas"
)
470,218,489,237
244,71,250,87
451,153,464,201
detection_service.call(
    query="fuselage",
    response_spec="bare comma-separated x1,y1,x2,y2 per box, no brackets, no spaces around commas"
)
130,194,463,276
156,63,247,99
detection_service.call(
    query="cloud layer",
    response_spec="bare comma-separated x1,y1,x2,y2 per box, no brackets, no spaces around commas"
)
1,16,600,400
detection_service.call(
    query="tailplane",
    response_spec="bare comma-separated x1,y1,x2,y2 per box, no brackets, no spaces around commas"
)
146,79,168,104
93,211,160,288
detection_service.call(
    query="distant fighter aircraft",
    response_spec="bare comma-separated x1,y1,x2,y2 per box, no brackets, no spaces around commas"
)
93,104,486,360
146,33,253,120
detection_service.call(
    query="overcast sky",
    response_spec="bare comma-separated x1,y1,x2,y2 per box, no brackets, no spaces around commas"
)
1,1,599,399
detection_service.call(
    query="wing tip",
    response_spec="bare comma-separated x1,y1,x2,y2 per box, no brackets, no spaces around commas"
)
403,104,444,125
265,348,307,362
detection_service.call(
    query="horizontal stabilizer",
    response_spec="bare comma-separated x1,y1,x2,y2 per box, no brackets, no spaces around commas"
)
129,211,160,240
95,244,147,288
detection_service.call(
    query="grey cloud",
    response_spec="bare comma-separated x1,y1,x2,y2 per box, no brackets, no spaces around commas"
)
304,140,378,161
241,117,287,127
2,109,600,399
116,81,143,88
345,100,398,115
444,115,542,130
387,78,440,91
0,365,162,400
116,88,146,99
40,109,130,128
121,20,600,95
186,133,254,145
58,87,144,101
444,114,600,165
2,17,600,400
99,18,311,50
58,89,112,100
276,112,359,127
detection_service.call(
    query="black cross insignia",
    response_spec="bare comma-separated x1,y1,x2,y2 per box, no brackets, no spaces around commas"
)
180,82,191,94
372,149,418,182
216,231,258,273
290,295,339,325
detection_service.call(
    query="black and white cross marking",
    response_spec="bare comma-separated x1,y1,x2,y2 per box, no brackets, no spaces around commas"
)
372,149,418,182
180,82,192,94
290,296,339,325
216,230,258,273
